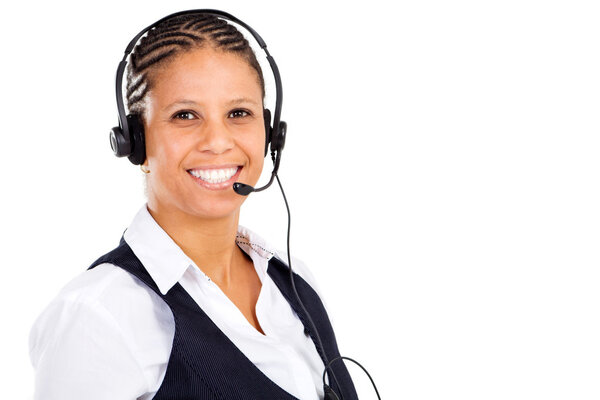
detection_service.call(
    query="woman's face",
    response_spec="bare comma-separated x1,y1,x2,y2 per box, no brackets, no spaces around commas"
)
142,47,265,221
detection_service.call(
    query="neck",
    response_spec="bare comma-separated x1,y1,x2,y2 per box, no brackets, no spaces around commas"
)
146,202,246,288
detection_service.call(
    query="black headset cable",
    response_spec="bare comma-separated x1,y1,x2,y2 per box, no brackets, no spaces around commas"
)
276,174,382,400
275,174,344,397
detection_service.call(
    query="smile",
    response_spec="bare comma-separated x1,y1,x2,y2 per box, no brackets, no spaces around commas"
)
187,166,242,190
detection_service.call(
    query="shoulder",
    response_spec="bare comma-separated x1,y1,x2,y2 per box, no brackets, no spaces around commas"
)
273,252,319,291
29,263,173,398
33,262,172,327
237,225,322,290
59,262,150,300
272,250,331,308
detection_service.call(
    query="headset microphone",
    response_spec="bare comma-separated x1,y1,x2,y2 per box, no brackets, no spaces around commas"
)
232,175,273,195
232,182,256,196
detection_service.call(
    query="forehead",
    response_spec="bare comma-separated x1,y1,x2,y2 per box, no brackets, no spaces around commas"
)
148,48,263,106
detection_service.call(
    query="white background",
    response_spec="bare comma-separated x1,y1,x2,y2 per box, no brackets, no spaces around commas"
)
2,0,599,399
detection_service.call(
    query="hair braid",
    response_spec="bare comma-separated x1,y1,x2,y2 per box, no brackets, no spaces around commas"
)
125,12,265,117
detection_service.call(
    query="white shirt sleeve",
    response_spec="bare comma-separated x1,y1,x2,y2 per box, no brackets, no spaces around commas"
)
29,286,149,399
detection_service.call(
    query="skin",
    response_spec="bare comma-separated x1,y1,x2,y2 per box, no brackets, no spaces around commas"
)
140,47,266,334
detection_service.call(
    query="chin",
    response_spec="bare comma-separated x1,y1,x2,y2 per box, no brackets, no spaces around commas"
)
185,195,245,220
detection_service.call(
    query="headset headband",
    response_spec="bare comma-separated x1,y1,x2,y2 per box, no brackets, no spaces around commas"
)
113,9,284,162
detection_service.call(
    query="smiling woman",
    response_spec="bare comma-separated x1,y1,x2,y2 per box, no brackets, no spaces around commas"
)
28,10,358,400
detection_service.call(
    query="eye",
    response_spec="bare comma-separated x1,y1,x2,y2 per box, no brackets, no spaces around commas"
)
228,109,251,119
172,111,197,120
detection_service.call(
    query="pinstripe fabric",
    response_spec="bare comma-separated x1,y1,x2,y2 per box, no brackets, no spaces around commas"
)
89,237,358,399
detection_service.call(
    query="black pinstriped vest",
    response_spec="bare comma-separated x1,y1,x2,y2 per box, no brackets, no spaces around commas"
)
89,237,358,399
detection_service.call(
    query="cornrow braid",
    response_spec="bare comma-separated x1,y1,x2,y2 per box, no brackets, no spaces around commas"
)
125,12,265,117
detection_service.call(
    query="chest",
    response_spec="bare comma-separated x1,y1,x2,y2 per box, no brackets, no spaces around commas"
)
154,263,326,399
89,241,358,399
217,263,265,335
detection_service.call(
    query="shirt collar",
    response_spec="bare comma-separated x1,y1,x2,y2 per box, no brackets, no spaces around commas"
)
123,204,279,295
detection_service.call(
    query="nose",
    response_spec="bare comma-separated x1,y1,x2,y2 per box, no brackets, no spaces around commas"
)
197,117,235,155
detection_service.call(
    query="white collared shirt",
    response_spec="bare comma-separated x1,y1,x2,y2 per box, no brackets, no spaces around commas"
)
29,205,327,400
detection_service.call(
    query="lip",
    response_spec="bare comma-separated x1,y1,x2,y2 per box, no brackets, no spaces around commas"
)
187,165,242,191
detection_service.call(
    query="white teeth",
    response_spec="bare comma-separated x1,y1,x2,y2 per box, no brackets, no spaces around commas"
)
189,167,238,183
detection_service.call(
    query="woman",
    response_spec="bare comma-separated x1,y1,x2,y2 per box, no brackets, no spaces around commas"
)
29,10,358,400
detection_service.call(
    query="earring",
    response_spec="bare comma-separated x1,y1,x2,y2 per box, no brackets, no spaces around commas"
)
140,165,150,174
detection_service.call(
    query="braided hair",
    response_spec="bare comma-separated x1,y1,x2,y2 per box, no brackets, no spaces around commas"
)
126,13,265,118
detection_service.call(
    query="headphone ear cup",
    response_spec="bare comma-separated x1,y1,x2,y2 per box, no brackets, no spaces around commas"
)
271,121,287,153
109,126,131,157
263,108,272,157
126,114,146,165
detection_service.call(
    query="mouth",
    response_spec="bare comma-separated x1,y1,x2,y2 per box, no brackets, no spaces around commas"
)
187,166,242,190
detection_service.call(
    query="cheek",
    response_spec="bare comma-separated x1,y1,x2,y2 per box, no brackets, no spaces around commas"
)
249,131,267,169
146,128,189,169
255,152,265,174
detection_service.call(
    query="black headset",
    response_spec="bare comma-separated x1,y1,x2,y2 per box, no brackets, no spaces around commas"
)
109,9,380,399
109,9,287,193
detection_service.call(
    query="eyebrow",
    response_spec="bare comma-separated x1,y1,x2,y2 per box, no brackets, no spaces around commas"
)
226,97,260,107
165,97,260,111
